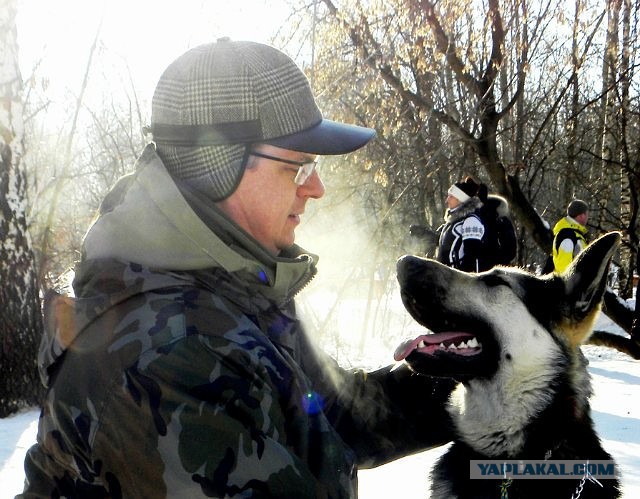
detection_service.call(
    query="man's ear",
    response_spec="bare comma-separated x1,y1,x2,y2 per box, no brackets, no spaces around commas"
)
562,231,620,326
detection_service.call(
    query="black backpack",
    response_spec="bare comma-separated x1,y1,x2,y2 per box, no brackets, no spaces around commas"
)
481,196,517,265
493,214,517,264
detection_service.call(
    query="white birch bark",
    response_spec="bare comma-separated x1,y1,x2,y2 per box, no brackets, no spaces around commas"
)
0,0,43,416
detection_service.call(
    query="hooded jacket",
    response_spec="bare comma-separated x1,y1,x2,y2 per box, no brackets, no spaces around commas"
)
20,145,454,498
552,216,588,273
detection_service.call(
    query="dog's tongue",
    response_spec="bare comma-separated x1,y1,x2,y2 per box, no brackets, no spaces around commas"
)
394,332,477,361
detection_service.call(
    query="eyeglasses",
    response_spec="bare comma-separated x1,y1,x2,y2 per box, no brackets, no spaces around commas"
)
249,151,317,185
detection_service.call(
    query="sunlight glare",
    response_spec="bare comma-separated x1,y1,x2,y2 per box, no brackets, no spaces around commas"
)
17,0,290,102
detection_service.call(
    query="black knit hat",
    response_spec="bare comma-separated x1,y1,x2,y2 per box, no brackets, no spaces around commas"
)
455,178,480,197
149,39,376,201
567,199,588,218
448,177,480,202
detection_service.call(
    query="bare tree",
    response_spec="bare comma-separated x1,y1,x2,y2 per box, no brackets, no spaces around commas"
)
24,38,146,289
36,16,102,285
0,0,43,416
280,0,640,357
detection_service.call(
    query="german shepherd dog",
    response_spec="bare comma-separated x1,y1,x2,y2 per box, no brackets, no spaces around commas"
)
394,232,621,498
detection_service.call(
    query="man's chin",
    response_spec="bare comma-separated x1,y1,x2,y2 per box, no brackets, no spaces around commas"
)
275,233,297,254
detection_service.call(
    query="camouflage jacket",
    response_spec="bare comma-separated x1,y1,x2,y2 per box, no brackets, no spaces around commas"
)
20,145,454,498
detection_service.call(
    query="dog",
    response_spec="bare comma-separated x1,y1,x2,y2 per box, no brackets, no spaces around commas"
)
394,232,621,498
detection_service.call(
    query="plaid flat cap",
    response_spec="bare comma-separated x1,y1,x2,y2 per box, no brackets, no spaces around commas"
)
150,38,375,201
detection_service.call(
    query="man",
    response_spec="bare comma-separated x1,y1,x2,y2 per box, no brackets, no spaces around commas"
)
552,199,589,273
20,40,454,498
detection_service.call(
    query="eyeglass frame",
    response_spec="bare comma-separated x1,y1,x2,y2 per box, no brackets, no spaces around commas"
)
248,150,318,186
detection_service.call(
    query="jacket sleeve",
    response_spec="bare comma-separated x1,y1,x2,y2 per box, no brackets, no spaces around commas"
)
459,215,486,272
299,332,456,468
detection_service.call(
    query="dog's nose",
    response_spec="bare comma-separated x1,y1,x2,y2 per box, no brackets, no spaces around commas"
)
397,255,425,282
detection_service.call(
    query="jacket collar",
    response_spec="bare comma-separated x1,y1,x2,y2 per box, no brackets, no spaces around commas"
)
553,216,588,236
444,197,482,224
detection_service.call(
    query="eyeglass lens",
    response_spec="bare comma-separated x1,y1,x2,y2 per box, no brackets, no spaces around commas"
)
294,162,316,185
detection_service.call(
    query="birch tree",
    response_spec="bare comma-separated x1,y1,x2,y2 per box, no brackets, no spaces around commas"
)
0,0,43,416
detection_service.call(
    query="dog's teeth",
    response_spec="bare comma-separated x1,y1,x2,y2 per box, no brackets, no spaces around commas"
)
468,338,480,348
458,341,468,349
448,343,458,350
439,343,446,349
418,340,426,348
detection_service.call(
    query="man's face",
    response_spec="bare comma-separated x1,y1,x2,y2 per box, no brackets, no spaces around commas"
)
576,212,589,226
217,144,325,255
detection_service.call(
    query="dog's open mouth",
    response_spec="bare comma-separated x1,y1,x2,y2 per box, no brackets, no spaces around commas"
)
394,327,496,379
394,331,482,361
395,255,500,379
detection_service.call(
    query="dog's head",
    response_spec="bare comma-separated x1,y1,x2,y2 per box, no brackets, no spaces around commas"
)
394,232,620,382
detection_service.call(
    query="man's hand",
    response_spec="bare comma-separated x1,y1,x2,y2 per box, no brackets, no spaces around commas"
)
409,224,428,237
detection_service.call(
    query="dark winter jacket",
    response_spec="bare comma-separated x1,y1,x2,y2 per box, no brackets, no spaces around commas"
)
19,145,455,498
437,197,493,272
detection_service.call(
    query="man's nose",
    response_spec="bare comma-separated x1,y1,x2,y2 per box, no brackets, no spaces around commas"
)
298,170,325,199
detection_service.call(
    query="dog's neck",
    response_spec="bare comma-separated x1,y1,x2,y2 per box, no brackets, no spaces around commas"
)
449,379,552,457
448,354,591,457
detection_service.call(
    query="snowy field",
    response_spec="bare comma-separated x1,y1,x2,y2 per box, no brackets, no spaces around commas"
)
2,332,639,497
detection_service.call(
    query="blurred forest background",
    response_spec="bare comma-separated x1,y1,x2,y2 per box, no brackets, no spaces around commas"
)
1,0,639,416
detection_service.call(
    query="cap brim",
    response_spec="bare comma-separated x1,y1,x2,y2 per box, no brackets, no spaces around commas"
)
264,119,376,155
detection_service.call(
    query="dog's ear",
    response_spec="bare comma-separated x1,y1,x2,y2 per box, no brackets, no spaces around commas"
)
560,232,620,347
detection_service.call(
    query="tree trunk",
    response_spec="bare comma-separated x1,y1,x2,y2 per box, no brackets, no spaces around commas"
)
565,0,582,201
598,1,625,285
618,0,635,298
0,0,44,416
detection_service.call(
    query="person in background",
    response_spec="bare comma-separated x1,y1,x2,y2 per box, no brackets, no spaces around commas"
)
19,39,455,498
552,199,589,273
409,180,516,268
437,176,494,272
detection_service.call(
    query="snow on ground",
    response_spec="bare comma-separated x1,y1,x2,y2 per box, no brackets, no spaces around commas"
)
2,328,639,498
0,409,38,498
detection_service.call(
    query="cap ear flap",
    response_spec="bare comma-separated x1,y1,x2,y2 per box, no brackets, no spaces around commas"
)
560,232,620,346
